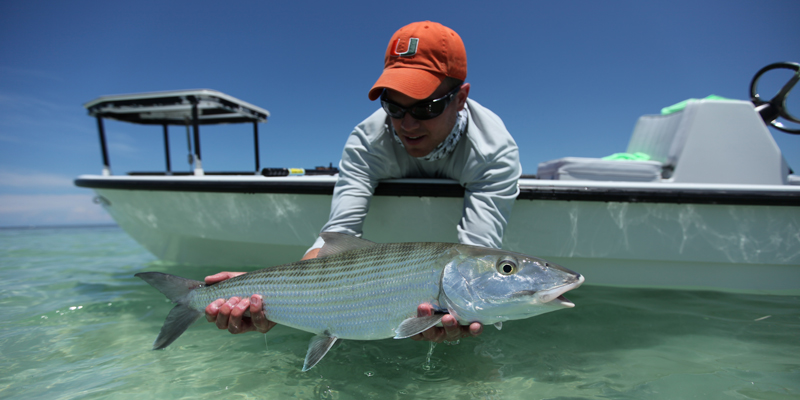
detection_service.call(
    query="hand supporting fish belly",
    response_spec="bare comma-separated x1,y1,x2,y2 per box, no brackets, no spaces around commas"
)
410,303,483,342
136,232,584,371
205,294,276,334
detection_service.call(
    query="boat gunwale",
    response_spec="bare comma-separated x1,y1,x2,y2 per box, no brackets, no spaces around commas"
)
74,175,800,206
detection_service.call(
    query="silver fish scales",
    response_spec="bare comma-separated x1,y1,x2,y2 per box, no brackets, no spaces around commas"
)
191,241,451,340
136,232,584,371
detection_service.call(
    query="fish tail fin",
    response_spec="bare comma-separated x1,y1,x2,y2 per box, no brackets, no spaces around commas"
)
135,272,203,303
135,272,205,350
151,303,204,350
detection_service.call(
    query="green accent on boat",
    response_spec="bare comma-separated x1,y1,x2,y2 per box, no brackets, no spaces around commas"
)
660,94,733,115
602,152,651,161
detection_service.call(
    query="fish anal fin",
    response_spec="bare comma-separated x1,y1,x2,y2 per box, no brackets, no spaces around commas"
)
318,232,376,258
393,315,445,339
494,322,503,331
302,333,338,372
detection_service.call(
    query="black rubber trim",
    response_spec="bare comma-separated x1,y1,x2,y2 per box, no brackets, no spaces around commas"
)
75,178,337,195
74,178,464,197
74,178,800,206
517,185,800,206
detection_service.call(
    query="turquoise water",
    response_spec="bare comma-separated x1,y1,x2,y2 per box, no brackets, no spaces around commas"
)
1,226,798,399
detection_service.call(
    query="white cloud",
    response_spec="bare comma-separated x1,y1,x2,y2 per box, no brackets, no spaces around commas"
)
0,194,114,226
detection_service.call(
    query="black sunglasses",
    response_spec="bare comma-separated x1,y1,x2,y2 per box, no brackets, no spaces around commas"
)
380,86,461,120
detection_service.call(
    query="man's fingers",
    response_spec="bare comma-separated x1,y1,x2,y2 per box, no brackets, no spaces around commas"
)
215,297,240,330
204,271,246,285
205,298,226,323
414,304,475,343
469,322,482,337
442,314,461,341
416,303,433,317
250,295,275,334
228,298,252,334
421,323,445,343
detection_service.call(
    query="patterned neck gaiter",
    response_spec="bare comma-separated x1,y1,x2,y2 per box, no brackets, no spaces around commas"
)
390,107,469,162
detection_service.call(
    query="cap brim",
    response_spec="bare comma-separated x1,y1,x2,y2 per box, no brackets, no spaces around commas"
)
368,67,444,101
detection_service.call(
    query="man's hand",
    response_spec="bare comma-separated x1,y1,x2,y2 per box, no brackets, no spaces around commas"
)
204,272,276,334
410,303,482,342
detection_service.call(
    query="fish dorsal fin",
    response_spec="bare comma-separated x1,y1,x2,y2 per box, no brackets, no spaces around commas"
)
318,232,376,258
302,333,338,372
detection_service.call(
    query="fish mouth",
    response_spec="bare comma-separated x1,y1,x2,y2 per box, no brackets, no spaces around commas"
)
535,274,585,308
553,294,575,308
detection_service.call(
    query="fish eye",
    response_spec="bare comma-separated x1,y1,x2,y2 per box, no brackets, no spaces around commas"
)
497,259,517,275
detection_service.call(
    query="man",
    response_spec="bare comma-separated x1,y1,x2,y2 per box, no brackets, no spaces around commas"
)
205,21,521,343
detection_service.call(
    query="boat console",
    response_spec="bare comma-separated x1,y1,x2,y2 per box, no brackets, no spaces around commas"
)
537,62,799,186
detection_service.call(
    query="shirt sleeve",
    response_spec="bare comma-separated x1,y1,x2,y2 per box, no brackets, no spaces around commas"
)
307,112,392,252
455,100,521,249
457,145,521,249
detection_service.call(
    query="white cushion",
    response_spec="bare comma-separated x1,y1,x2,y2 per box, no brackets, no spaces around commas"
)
537,157,663,182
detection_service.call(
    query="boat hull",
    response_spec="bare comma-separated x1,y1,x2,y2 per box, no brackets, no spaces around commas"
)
79,176,800,294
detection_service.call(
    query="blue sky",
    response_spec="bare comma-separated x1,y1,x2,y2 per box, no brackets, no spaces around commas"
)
1,0,799,226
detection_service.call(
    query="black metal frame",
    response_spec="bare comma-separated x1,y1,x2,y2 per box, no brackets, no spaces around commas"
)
162,124,171,174
95,117,111,175
86,90,268,175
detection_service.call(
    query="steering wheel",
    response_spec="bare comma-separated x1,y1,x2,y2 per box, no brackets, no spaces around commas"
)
750,61,800,134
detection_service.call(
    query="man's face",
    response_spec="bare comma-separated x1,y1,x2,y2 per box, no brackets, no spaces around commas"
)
385,82,470,158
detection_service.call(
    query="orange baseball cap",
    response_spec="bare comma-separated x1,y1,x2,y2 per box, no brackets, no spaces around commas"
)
368,21,467,101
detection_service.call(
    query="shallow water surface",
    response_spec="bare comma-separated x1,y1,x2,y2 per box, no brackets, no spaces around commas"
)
1,226,798,399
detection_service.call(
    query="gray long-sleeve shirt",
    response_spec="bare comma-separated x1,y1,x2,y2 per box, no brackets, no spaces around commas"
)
309,98,521,251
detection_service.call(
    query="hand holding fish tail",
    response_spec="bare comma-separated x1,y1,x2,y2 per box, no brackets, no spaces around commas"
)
411,304,482,343
204,272,277,334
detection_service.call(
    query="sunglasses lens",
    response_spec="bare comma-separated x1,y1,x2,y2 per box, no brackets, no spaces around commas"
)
410,102,445,120
381,86,458,120
382,101,405,119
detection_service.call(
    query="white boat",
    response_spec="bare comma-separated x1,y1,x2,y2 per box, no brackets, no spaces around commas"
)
75,63,800,294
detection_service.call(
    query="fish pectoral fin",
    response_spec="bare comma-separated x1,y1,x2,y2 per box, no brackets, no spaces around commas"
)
393,315,445,339
494,322,503,331
302,334,338,372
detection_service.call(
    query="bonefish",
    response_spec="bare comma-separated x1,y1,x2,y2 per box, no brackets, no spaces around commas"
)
136,232,584,371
